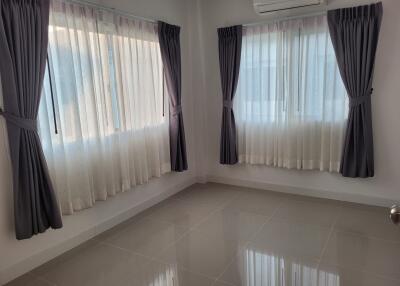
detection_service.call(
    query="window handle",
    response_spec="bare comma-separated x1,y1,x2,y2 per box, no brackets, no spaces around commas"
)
162,66,166,117
298,27,301,112
46,54,58,135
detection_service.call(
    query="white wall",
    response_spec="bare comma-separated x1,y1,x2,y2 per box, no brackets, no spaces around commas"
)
197,0,400,206
0,0,200,283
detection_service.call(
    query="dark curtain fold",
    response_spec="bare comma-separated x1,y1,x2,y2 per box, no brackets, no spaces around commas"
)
327,3,383,178
0,0,62,239
158,21,188,172
218,25,242,165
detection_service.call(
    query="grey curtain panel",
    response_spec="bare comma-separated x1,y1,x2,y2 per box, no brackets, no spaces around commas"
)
218,25,242,165
327,3,383,178
158,21,188,172
0,0,62,239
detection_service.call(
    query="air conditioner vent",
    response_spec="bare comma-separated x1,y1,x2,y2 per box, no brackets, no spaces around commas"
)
254,0,326,14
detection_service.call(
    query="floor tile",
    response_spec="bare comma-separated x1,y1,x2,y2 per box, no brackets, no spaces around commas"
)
212,281,232,286
137,260,216,286
322,230,400,281
34,242,154,286
223,189,284,217
318,263,400,286
194,208,268,243
250,218,331,261
173,183,240,208
154,229,242,278
92,198,181,242
8,183,400,286
274,197,341,227
334,204,400,241
144,198,217,229
146,200,217,228
92,216,144,242
218,256,400,286
102,218,187,257
218,245,319,286
5,273,54,286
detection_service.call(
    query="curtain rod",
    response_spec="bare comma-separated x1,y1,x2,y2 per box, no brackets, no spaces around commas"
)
63,0,157,24
243,10,327,27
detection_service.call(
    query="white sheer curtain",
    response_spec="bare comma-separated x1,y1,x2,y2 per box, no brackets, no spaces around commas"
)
242,247,339,286
235,15,348,172
39,0,170,214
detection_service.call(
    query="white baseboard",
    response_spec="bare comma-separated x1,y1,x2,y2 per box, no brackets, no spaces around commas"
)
207,175,394,208
1,177,197,285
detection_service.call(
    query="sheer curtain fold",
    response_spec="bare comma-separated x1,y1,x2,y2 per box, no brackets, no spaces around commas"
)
39,0,170,214
235,15,348,172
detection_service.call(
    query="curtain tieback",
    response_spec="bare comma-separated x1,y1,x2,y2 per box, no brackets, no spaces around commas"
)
349,89,373,107
223,100,233,109
171,105,182,116
0,109,37,131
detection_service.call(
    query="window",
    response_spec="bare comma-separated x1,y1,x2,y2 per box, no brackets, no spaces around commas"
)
39,0,170,214
235,15,348,172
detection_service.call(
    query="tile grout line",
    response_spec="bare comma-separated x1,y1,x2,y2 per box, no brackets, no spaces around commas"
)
146,190,243,231
160,190,269,285
317,204,342,267
109,190,245,283
331,229,400,245
100,190,241,249
23,189,391,286
36,190,244,286
158,191,244,259
12,265,56,286
150,256,220,283
211,278,236,286
12,272,56,286
212,196,288,285
185,190,245,232
316,205,400,283
98,240,221,283
35,275,56,286
319,262,400,283
17,188,398,286
99,240,162,261
28,192,241,286
149,190,246,282
175,191,243,243
247,196,288,242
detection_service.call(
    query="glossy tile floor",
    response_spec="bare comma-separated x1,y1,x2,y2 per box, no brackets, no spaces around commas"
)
6,183,400,286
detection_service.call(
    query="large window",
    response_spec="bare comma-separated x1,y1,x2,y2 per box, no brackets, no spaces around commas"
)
235,15,348,172
39,0,170,214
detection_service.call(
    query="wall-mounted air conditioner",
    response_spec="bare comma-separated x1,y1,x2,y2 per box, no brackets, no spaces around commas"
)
254,0,326,14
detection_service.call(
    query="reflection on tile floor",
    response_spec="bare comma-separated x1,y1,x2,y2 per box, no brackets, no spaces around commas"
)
6,183,400,286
